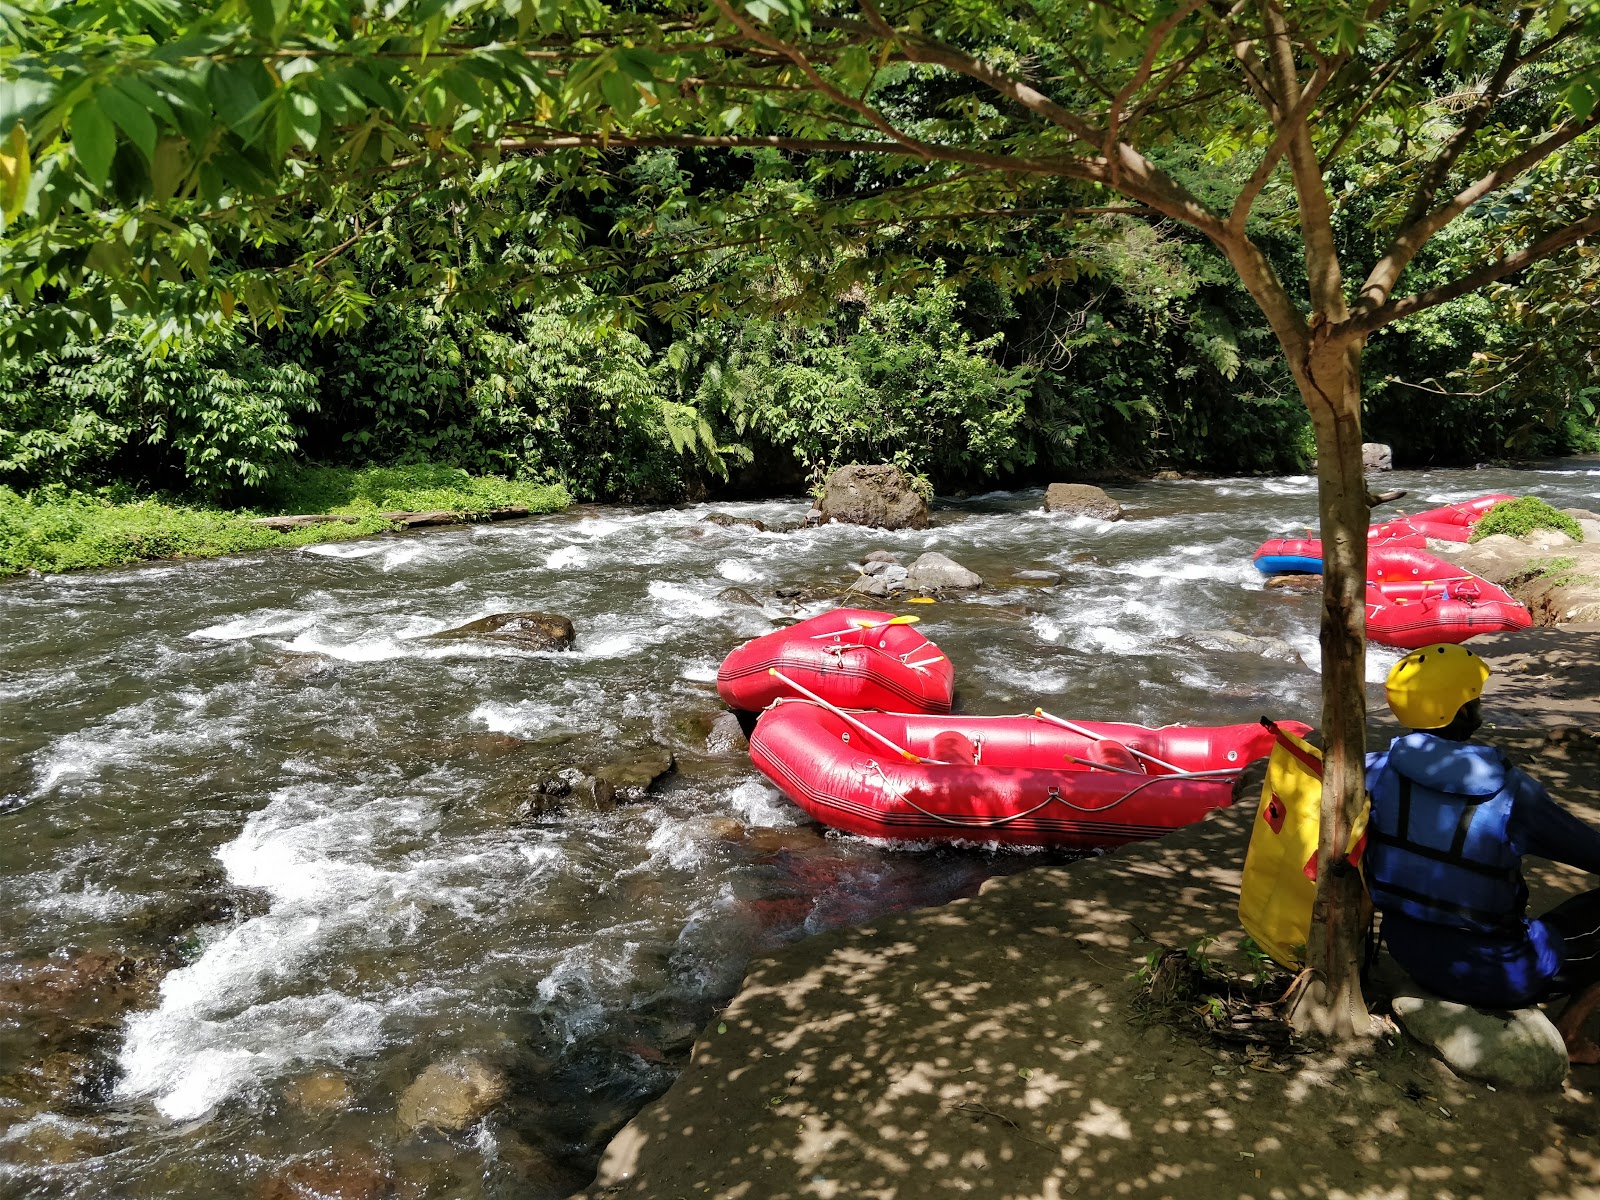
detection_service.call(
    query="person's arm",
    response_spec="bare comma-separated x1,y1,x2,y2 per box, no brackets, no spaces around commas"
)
1507,770,1600,875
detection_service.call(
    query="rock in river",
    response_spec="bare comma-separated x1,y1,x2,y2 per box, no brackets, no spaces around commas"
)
397,1058,509,1136
817,464,929,530
904,552,983,591
1042,483,1124,520
430,612,575,651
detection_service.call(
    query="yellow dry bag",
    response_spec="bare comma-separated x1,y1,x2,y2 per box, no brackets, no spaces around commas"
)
1237,719,1370,969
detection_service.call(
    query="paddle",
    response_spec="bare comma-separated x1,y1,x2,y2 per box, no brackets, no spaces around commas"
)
1033,708,1239,778
808,614,921,639
767,669,938,764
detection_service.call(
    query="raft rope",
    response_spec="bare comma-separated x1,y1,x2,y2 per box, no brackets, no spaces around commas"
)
861,760,1221,826
806,615,945,674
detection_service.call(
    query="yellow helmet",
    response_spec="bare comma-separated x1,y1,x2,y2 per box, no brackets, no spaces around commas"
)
1385,643,1491,730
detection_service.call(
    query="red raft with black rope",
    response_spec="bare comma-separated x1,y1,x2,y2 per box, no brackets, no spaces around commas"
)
1365,545,1531,648
1252,493,1514,575
748,698,1303,849
716,608,955,715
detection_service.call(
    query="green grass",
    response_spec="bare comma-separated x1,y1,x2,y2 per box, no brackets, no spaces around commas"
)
1470,496,1583,543
261,463,567,518
1,465,570,577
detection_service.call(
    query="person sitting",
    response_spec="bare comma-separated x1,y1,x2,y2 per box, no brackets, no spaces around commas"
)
1365,642,1600,1064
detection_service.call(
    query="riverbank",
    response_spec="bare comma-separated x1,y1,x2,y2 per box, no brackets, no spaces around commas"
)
580,627,1600,1200
0,465,570,576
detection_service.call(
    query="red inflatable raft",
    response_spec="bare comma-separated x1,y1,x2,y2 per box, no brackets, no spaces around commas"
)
1368,493,1514,543
749,700,1303,849
717,608,954,714
1366,546,1531,648
1252,494,1514,574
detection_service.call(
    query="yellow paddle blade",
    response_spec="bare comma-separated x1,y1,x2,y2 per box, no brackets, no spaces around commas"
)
906,597,936,605
849,614,921,628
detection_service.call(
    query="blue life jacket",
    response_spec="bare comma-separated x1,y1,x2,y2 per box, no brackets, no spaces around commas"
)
1365,733,1527,934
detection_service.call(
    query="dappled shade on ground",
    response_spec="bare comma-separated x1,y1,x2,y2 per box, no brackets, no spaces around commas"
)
579,631,1600,1200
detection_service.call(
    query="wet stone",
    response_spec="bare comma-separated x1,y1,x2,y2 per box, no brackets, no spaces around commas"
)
1266,574,1323,592
863,550,902,565
817,464,929,530
259,1145,394,1200
593,753,676,807
744,826,828,854
1042,482,1123,520
396,1058,509,1137
715,586,765,609
1012,569,1063,586
283,1069,355,1116
429,611,575,652
702,512,768,532
904,552,983,591
705,713,749,756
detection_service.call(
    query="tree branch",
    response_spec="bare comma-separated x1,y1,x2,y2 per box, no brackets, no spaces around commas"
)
1356,113,1600,313
1104,0,1208,178
1343,209,1600,336
1229,56,1338,234
1395,6,1534,234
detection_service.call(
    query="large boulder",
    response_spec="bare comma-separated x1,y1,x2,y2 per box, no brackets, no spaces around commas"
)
396,1057,508,1136
1363,442,1394,471
1042,483,1123,521
903,552,983,591
1434,535,1600,628
1391,982,1569,1090
430,611,575,651
816,465,929,530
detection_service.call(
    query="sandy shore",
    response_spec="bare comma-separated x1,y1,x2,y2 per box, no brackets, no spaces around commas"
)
575,629,1600,1200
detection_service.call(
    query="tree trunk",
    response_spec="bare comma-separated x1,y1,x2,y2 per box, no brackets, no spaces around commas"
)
1287,339,1374,1039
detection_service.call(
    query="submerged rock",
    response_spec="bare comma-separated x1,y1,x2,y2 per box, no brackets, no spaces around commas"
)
702,513,768,532
1191,629,1304,664
259,1145,393,1200
705,713,749,756
863,550,902,565
593,753,676,807
1042,483,1123,520
1391,982,1569,1090
817,464,929,530
1266,574,1322,592
714,586,765,609
397,1058,509,1136
1012,569,1063,586
282,1069,355,1116
430,612,575,652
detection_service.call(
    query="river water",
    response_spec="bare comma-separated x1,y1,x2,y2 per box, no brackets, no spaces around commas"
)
3,464,1597,1197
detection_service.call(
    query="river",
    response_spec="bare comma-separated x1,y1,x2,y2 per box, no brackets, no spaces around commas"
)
3,464,1597,1198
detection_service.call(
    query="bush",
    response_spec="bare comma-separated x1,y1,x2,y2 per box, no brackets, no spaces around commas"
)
1470,496,1583,543
0,331,317,496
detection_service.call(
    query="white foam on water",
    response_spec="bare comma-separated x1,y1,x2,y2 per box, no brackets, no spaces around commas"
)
190,610,320,641
301,540,391,559
115,776,541,1122
1031,615,1063,643
724,778,796,826
716,559,761,583
546,545,589,570
469,700,566,736
647,580,724,620
680,661,719,683
31,689,246,796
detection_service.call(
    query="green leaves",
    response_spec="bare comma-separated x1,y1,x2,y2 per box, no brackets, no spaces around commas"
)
70,96,116,190
0,122,27,222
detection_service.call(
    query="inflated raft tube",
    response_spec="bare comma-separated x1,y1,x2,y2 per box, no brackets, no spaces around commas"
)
1365,545,1531,648
1252,493,1512,575
748,700,1306,849
717,608,954,715
1253,529,1426,576
1368,493,1515,544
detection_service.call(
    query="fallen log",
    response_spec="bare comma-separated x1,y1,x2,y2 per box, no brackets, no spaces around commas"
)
249,514,361,531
